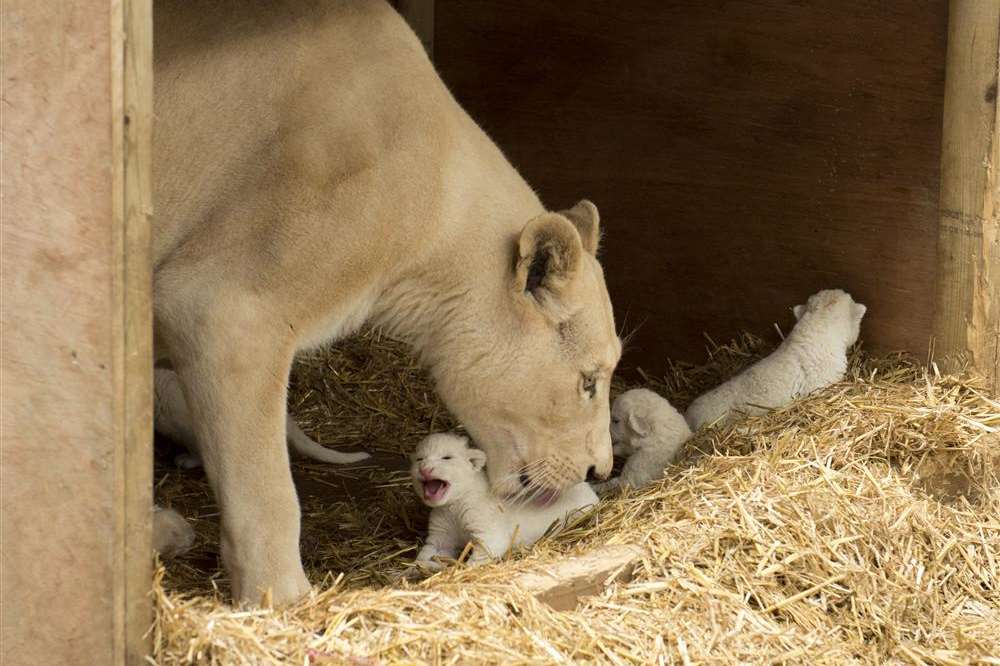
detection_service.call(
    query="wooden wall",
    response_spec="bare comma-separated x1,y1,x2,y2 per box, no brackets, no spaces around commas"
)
433,0,949,374
1,0,153,662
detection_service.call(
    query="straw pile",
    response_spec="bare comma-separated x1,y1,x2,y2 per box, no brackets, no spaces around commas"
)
151,332,1000,665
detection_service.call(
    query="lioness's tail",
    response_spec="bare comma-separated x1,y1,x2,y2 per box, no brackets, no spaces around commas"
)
286,419,371,464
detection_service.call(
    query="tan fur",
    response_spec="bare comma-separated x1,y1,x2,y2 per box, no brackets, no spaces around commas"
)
152,0,619,605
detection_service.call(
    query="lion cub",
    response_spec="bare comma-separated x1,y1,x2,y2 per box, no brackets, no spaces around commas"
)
593,389,691,494
411,433,598,571
685,289,866,430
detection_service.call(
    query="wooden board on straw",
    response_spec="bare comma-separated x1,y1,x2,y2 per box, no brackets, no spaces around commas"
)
512,544,642,611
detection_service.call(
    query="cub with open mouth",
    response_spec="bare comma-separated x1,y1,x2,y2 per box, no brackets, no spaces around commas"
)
410,433,598,572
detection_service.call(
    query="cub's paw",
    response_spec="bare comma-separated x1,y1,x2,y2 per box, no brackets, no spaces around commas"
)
174,452,203,470
152,506,196,559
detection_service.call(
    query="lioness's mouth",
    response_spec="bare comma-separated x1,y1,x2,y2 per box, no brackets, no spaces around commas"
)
532,489,560,506
504,487,561,507
422,478,449,502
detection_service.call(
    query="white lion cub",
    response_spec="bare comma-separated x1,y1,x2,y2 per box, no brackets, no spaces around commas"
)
685,289,866,430
411,433,598,570
593,388,691,494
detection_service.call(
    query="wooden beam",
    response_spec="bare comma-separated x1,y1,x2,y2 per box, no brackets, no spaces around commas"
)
512,545,642,611
934,0,1000,390
1,0,154,662
395,0,434,59
118,0,155,660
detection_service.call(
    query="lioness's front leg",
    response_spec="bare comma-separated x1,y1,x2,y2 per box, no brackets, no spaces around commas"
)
166,312,310,606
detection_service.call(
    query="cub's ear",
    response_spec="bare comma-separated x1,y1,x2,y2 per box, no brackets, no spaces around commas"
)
627,413,650,438
558,200,601,255
467,448,487,471
792,304,806,321
515,213,583,316
852,302,867,322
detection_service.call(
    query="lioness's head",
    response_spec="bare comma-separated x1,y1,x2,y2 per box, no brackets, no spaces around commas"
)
433,200,621,499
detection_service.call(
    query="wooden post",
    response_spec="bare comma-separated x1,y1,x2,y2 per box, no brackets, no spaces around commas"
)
935,0,1000,391
118,0,155,660
1,0,154,663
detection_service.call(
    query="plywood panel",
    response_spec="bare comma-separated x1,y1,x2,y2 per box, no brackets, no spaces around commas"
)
1,0,153,662
434,0,948,373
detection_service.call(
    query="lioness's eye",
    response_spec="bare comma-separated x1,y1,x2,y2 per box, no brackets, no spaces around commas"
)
582,373,597,399
611,417,620,425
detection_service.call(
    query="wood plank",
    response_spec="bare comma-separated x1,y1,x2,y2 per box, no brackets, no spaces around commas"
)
120,0,155,660
1,0,153,662
512,545,642,611
434,0,948,375
934,0,1000,390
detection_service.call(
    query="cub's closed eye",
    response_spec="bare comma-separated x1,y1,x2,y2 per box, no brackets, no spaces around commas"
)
582,373,597,399
442,455,453,460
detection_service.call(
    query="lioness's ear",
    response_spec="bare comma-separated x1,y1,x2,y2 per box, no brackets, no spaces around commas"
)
515,213,583,313
467,448,487,471
558,199,601,255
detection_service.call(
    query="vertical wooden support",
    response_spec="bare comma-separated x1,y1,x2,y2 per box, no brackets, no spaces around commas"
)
935,0,1000,391
396,0,435,59
118,0,155,660
1,0,154,663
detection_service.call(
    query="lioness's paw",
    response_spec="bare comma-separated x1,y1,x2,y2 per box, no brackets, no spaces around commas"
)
237,568,312,607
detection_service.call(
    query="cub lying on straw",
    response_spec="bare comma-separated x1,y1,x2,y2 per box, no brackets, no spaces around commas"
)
685,289,866,430
411,434,598,571
593,389,691,494
154,368,370,468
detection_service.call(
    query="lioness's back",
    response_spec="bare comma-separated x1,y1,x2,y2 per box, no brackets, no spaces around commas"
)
152,0,455,267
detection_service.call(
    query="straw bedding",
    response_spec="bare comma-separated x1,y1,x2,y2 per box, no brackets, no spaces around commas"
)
151,332,1000,665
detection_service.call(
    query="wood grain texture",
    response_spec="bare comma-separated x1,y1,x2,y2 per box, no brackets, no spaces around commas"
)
120,0,155,659
434,0,948,373
1,0,153,662
934,0,999,390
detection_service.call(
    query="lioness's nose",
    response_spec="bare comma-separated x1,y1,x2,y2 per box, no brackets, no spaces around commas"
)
590,431,614,478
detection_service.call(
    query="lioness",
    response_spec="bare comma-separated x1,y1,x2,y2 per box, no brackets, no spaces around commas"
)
153,0,620,605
